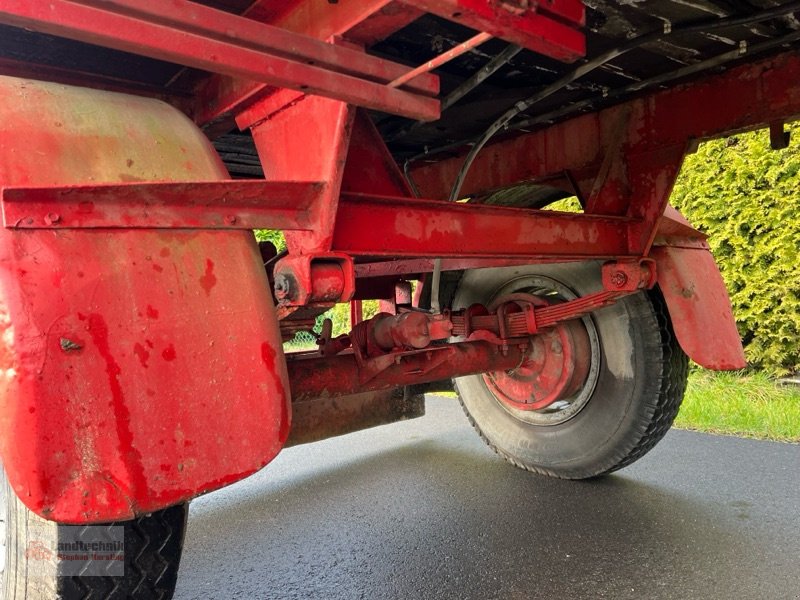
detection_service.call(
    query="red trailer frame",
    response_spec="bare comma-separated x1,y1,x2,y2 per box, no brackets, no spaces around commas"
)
0,0,795,529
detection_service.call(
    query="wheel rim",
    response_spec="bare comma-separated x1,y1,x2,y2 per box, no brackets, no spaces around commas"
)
481,275,601,426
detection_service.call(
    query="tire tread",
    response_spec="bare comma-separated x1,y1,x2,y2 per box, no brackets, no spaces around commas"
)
3,469,187,600
456,288,688,479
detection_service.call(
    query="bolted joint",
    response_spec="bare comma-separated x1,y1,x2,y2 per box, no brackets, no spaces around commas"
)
370,311,454,351
609,271,628,288
273,253,355,307
601,259,657,292
274,273,295,301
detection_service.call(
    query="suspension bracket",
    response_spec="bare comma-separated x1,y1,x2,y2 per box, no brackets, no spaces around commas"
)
273,253,355,308
308,259,657,403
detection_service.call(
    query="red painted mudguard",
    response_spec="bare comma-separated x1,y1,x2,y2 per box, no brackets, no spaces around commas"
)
0,77,290,523
652,209,746,370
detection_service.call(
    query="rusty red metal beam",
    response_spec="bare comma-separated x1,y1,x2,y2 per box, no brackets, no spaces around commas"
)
333,193,632,258
81,0,437,97
354,257,544,278
287,340,528,402
3,179,635,261
399,0,585,62
192,0,426,127
341,1,425,47
388,31,494,87
1,181,323,230
0,0,439,121
285,387,425,447
249,97,357,255
243,0,422,47
409,50,800,253
350,207,711,279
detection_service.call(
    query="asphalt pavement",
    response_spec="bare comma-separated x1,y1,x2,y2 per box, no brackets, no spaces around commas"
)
174,395,800,600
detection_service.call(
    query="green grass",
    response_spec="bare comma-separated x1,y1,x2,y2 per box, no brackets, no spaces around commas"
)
675,371,800,442
431,371,800,442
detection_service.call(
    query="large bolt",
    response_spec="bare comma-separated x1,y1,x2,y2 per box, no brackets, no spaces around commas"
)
274,274,293,301
610,271,628,288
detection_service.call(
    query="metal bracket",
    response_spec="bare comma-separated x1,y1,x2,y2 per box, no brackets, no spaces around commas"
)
400,0,585,62
770,121,791,150
601,259,657,292
273,253,356,307
1,180,323,230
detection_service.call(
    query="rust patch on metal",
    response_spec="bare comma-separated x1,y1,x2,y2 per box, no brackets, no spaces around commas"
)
59,337,83,352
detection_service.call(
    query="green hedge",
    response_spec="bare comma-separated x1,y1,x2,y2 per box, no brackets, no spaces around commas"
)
254,229,286,252
671,123,800,375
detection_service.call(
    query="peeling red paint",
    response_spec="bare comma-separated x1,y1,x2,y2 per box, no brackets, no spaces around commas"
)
86,313,148,501
199,258,217,295
261,341,290,442
133,342,150,368
162,343,177,361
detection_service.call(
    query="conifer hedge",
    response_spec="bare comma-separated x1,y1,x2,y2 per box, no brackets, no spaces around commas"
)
671,123,800,375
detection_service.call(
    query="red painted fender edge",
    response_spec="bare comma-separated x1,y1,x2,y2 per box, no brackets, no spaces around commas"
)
0,76,290,523
652,244,746,371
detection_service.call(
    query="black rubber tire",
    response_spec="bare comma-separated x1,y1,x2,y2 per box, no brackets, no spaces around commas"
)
453,262,688,479
1,466,188,600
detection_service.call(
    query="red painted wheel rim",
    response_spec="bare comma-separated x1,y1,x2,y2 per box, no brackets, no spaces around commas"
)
482,316,592,412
